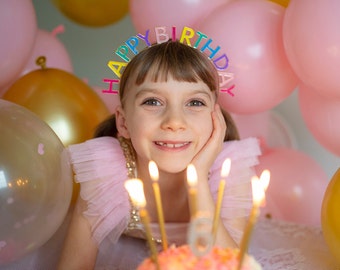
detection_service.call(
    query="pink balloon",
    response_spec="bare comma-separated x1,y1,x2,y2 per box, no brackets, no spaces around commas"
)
20,26,73,75
0,0,37,88
256,147,328,226
298,83,340,156
198,0,298,114
129,0,232,42
232,110,296,148
92,85,120,114
283,0,340,99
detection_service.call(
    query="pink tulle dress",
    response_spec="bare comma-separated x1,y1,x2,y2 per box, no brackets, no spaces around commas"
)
68,136,261,270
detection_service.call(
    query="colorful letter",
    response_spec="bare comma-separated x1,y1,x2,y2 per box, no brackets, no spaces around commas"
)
218,71,235,97
200,39,220,59
107,61,128,78
218,71,234,88
115,45,130,62
137,29,151,47
102,78,119,94
172,26,177,41
213,54,229,70
193,31,208,49
179,26,195,47
155,26,170,44
126,36,140,55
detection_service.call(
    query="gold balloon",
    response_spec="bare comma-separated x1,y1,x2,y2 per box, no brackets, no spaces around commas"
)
321,168,340,264
4,61,110,205
268,0,290,8
4,68,110,146
53,0,129,27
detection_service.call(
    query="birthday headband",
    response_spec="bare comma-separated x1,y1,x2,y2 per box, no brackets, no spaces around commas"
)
102,26,235,97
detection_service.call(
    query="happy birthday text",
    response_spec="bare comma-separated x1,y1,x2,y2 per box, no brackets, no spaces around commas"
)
103,26,235,96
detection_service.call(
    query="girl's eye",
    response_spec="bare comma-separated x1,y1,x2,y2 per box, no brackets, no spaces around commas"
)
187,99,206,107
142,98,162,106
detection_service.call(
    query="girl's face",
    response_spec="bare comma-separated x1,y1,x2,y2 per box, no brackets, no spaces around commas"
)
116,75,216,174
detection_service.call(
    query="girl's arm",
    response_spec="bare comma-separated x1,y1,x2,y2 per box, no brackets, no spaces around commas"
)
57,197,98,270
191,104,237,248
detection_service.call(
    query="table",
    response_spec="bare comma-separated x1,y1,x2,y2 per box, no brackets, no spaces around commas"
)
1,214,339,270
250,218,339,270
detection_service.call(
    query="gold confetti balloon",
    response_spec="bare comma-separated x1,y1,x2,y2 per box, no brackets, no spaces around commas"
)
321,168,340,264
0,100,73,265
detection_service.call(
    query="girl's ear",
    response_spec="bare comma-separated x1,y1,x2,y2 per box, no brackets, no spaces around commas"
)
115,106,130,138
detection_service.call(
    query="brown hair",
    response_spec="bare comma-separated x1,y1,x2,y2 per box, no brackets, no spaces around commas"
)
95,40,239,141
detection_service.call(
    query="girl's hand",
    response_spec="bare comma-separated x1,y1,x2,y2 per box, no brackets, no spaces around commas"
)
191,104,226,178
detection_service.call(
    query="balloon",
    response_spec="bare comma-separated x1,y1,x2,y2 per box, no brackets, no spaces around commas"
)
268,0,290,7
3,58,110,146
232,110,296,149
321,168,340,264
198,0,298,114
283,0,340,99
298,83,340,157
92,85,121,114
129,0,231,42
53,0,129,27
255,147,328,226
0,99,72,265
20,26,73,76
0,0,37,88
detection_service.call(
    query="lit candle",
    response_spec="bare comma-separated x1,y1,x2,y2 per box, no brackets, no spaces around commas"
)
259,169,270,207
237,172,269,270
187,164,198,219
212,158,231,241
124,179,159,269
149,160,168,250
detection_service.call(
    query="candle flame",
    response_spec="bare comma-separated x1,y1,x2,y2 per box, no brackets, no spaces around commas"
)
124,179,146,208
187,164,197,187
221,158,231,178
251,176,265,206
149,160,159,182
259,169,270,191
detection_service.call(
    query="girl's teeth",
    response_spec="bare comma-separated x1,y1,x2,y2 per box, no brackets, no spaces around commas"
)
157,142,188,148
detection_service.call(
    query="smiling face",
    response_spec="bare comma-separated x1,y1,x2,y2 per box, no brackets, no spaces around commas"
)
116,75,215,174
115,41,221,174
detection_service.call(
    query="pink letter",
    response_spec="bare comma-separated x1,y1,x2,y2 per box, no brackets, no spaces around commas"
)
102,78,119,94
155,27,170,44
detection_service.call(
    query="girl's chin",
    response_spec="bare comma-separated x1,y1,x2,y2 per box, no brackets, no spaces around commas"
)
156,161,189,175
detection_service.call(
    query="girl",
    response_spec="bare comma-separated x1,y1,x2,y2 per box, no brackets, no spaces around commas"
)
57,40,261,270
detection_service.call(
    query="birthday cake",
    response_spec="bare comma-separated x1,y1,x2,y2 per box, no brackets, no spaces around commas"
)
137,245,262,270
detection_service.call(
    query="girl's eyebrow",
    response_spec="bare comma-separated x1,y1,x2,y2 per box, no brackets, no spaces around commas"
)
135,88,159,98
135,87,213,99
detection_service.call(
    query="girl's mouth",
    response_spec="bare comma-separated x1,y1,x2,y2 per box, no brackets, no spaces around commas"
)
154,141,190,149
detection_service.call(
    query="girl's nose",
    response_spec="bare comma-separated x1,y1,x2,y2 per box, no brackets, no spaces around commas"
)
160,107,186,131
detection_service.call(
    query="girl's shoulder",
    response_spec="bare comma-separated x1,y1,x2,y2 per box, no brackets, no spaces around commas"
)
67,136,128,188
209,136,261,188
209,137,262,244
212,137,261,171
68,137,131,244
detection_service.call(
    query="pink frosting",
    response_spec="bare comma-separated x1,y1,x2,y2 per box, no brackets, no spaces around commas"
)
137,245,262,270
